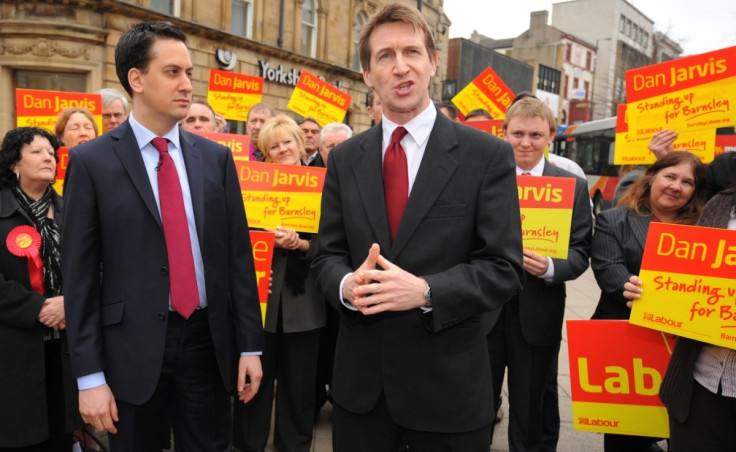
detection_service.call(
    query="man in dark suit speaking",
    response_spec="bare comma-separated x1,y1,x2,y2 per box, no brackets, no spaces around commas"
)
311,3,524,451
61,21,263,451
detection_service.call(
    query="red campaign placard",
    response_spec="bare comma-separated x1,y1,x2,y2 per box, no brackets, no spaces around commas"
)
191,130,251,160
640,222,736,281
567,320,674,406
16,88,102,116
472,67,515,112
208,69,263,95
715,135,736,156
235,160,325,193
249,230,274,326
517,175,575,209
295,70,351,111
626,46,736,103
53,147,69,196
462,119,504,139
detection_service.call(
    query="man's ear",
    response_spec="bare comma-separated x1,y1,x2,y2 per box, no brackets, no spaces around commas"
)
128,68,144,95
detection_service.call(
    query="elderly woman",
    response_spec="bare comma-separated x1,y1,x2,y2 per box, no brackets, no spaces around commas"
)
54,107,98,148
590,151,707,451
659,181,736,451
233,115,325,452
0,127,80,450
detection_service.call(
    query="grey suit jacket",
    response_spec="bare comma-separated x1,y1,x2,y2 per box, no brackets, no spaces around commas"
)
312,111,524,432
590,206,651,319
62,121,263,404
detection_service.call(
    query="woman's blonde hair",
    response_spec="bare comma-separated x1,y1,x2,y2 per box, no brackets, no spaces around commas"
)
258,115,307,163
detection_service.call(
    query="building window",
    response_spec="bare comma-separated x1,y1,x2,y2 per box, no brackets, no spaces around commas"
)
16,70,86,92
625,19,631,37
231,0,253,38
584,81,590,100
150,0,178,16
643,32,649,48
573,77,579,89
565,43,571,62
619,15,625,33
301,0,317,57
353,13,366,71
563,74,568,99
585,51,592,70
537,64,560,94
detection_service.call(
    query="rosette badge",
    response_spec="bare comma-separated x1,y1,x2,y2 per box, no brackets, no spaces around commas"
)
7,225,45,294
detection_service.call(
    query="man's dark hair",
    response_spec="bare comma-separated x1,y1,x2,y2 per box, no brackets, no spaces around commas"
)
465,108,493,121
438,101,458,120
511,91,538,106
115,21,188,96
0,127,59,189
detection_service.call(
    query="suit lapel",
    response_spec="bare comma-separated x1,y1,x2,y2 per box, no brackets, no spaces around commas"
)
111,123,161,225
627,211,651,249
389,115,458,259
353,126,392,251
180,132,205,242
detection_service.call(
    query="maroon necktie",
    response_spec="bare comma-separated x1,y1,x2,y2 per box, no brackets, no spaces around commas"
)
383,126,409,241
152,137,200,319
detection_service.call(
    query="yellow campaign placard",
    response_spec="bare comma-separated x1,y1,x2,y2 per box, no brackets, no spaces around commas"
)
567,320,674,438
191,130,251,161
625,47,736,138
630,223,736,349
614,105,716,164
15,88,103,133
236,160,326,233
451,67,514,120
287,70,351,126
518,175,576,259
206,69,264,122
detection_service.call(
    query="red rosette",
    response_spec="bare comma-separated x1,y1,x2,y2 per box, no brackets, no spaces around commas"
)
6,225,45,295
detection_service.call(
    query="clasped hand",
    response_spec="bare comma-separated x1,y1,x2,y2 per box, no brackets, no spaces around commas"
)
344,243,427,315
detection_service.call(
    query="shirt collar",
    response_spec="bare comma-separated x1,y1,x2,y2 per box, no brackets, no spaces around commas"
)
516,158,546,176
381,102,437,149
128,112,182,151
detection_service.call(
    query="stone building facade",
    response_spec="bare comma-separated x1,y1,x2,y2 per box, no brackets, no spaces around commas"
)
0,0,451,134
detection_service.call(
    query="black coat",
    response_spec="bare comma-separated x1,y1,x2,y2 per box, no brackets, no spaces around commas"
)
0,187,80,447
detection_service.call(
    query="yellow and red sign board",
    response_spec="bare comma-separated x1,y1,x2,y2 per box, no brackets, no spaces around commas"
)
517,175,575,259
287,70,351,126
631,223,736,349
462,119,505,139
249,230,274,326
452,67,514,120
625,46,736,138
53,147,70,196
207,69,263,122
191,130,251,161
15,88,102,133
715,135,736,157
236,161,326,233
567,320,674,438
614,104,715,164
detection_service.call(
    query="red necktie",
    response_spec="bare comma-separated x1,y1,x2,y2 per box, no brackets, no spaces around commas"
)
383,126,409,241
152,137,200,319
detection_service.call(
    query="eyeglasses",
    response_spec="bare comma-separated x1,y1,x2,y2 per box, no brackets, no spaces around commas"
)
102,113,125,120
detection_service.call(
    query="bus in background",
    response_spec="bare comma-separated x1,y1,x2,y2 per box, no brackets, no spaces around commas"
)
552,117,618,215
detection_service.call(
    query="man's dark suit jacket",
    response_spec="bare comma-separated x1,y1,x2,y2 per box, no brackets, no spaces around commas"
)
312,112,525,433
590,206,651,320
61,121,263,404
517,162,592,346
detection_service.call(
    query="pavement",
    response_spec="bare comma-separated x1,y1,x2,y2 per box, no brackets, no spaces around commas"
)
274,267,669,451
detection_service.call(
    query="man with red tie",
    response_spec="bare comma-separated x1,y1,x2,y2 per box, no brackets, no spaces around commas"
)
311,3,524,451
61,21,263,451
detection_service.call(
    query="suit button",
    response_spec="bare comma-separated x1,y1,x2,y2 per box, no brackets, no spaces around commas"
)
161,267,169,275
158,312,168,321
